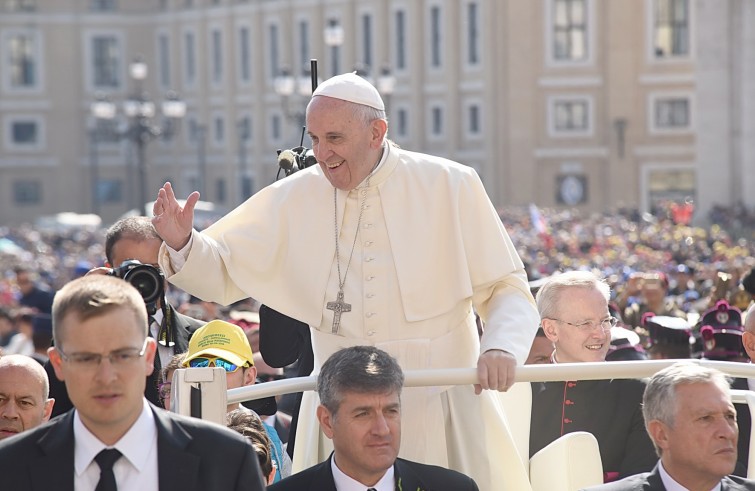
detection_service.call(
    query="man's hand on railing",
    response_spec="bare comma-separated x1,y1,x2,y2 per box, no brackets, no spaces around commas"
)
475,349,516,395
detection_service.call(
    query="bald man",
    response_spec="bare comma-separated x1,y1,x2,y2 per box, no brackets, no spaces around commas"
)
0,354,54,439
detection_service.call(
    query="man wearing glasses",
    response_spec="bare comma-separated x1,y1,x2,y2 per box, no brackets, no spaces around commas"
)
0,275,265,491
183,319,292,482
529,271,657,483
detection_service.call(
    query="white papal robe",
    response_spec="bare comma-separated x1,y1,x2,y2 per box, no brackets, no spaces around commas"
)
159,142,539,490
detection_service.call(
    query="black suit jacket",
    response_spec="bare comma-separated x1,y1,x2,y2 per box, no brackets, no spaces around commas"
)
530,378,657,479
267,455,478,491
0,402,265,491
733,377,752,477
581,463,755,490
46,305,204,416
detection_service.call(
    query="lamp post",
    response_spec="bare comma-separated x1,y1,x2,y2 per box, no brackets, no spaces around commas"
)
90,56,186,214
324,19,344,76
377,64,397,115
274,65,313,129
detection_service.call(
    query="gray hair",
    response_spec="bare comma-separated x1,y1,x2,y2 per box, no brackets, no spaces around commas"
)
105,216,162,266
536,271,611,320
317,346,404,416
52,275,148,349
306,96,388,137
642,361,731,455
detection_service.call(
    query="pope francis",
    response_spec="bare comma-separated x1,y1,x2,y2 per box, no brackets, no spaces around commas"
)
152,72,539,490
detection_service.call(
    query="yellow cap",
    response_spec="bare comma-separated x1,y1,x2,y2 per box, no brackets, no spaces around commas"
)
184,319,254,368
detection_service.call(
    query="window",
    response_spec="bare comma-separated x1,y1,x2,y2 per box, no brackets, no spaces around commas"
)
214,116,225,143
362,14,373,70
269,24,280,80
216,179,227,204
431,106,443,136
395,10,406,70
12,121,38,145
553,0,587,62
184,31,196,85
548,95,593,137
653,0,689,58
158,34,170,88
92,36,119,88
241,176,254,200
468,104,481,135
396,108,408,138
90,0,116,10
298,21,309,75
97,179,123,204
271,114,281,141
13,180,41,205
239,26,251,82
554,100,588,131
7,32,37,89
430,6,442,68
211,29,223,84
238,115,252,142
655,98,689,128
467,2,480,65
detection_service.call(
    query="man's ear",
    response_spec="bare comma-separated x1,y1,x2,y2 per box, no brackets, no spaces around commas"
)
542,319,559,343
647,420,669,453
743,331,755,362
244,365,257,387
317,405,335,440
48,347,65,382
43,399,55,422
370,119,388,148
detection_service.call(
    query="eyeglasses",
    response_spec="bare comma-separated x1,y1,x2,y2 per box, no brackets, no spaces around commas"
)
57,338,149,369
188,356,246,373
547,316,618,332
158,382,172,401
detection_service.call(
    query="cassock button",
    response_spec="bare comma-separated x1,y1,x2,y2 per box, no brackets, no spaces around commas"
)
563,418,572,424
364,223,373,228
366,293,375,299
567,382,577,388
366,257,375,262
366,312,376,318
565,399,574,405
366,276,375,281
365,241,373,247
367,330,375,336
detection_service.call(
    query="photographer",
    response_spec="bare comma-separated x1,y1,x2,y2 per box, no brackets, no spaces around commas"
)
45,217,206,415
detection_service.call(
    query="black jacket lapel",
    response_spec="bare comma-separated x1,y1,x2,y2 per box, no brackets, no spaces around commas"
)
31,411,76,491
153,406,201,491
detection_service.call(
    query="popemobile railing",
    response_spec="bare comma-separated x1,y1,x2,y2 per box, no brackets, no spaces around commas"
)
176,360,755,480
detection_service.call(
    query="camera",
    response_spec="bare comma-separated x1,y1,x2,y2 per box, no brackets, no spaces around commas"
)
108,259,165,315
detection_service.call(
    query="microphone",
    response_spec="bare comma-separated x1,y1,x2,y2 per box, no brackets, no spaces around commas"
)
277,149,297,173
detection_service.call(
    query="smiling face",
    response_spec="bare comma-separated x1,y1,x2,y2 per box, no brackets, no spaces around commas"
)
542,286,611,363
317,389,401,486
650,382,738,489
306,96,387,191
49,307,156,445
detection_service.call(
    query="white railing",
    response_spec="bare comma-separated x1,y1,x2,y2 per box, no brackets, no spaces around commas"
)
223,359,755,480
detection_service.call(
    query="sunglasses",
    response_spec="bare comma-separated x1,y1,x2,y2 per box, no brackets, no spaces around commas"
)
188,356,245,373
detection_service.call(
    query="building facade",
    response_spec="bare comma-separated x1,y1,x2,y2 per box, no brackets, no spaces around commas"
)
0,0,746,226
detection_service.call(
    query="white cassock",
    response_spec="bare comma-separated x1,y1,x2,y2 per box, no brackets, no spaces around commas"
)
159,142,539,490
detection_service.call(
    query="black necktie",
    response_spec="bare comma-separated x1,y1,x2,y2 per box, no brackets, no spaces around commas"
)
367,488,377,491
94,448,122,491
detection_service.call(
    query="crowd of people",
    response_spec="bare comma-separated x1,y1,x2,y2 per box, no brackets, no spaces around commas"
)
0,71,754,490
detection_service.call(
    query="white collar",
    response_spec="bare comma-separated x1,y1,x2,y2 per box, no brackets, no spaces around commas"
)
658,460,722,491
74,399,157,477
331,454,394,491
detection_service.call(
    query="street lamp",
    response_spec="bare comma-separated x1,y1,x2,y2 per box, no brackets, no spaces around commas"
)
274,65,313,128
377,64,397,115
324,19,344,76
90,56,186,214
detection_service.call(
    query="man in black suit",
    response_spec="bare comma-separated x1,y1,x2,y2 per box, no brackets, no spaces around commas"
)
0,274,265,491
582,362,755,491
268,346,477,491
530,271,657,481
47,217,205,415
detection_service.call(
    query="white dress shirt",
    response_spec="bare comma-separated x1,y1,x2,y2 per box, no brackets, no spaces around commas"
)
658,460,722,491
331,457,394,491
74,399,159,491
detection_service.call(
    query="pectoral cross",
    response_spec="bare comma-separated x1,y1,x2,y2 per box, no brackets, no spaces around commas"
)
326,290,351,334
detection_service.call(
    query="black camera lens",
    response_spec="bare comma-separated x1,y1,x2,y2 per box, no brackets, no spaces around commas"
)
124,267,162,305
